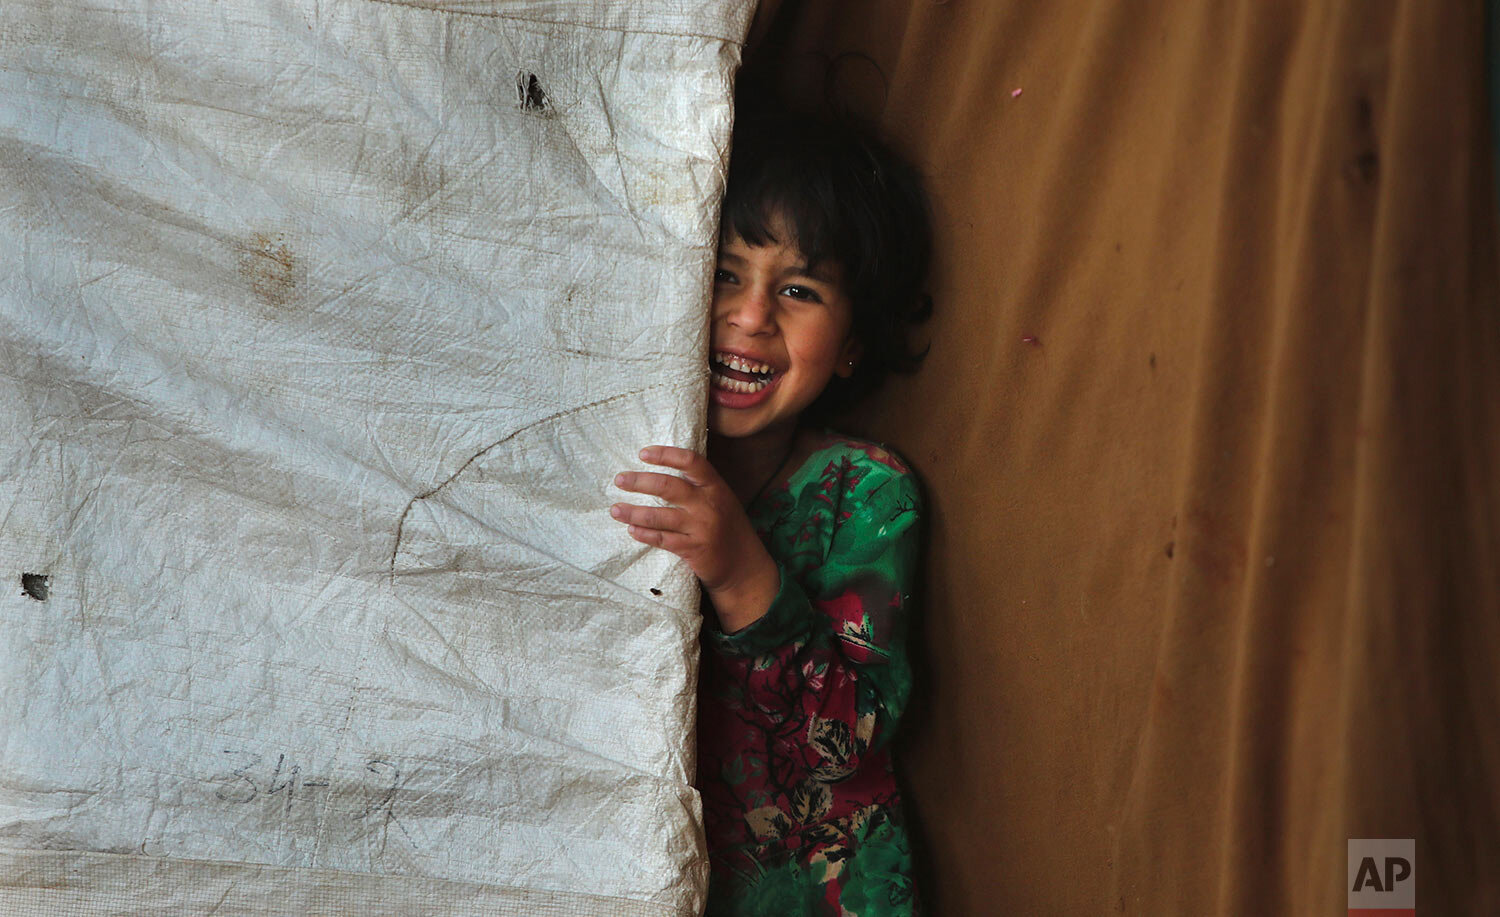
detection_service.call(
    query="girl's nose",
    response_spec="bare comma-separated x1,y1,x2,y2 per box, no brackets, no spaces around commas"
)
721,285,777,334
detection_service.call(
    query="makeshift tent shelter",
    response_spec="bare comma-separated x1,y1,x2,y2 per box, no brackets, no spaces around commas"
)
0,1,754,913
5,0,1498,914
745,1,1500,914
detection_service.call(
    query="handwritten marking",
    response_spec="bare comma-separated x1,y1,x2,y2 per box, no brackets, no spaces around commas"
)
353,759,414,855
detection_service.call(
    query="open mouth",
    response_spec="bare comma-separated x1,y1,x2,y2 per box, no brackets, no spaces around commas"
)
710,351,778,393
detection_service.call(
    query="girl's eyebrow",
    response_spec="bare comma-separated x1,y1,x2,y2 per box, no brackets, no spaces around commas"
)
791,262,837,283
716,249,837,284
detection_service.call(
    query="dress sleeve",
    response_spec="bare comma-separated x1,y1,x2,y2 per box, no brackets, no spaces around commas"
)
705,460,921,754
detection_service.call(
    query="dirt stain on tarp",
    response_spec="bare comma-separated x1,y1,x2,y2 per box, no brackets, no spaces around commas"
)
238,232,302,307
399,152,447,221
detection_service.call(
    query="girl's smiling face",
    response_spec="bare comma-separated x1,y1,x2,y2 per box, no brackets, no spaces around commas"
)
708,220,860,442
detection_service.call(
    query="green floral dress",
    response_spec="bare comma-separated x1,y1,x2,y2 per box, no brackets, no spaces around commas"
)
699,431,921,916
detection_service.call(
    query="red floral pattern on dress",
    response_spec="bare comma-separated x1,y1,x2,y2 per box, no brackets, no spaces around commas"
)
698,433,921,915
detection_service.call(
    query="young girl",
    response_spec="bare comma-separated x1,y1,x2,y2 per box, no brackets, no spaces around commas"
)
610,110,932,916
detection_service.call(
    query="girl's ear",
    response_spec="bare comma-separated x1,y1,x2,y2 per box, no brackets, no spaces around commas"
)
835,337,863,378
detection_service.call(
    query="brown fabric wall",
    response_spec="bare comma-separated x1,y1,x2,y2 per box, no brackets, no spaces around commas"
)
744,2,1500,913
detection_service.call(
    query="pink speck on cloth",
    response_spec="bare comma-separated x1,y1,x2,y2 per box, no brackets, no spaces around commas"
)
1011,87,1024,98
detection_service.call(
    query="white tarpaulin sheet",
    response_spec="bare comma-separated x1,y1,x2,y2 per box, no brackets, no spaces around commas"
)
0,2,753,913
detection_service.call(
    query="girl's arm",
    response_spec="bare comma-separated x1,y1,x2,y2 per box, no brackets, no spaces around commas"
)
610,443,921,749
707,459,921,751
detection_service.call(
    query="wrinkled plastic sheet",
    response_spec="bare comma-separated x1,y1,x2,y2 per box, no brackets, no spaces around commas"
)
0,2,752,913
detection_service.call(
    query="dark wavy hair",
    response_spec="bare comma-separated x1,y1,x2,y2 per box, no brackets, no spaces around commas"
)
720,108,933,420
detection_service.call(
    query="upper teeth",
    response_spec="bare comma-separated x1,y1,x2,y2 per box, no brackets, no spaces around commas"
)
714,353,772,374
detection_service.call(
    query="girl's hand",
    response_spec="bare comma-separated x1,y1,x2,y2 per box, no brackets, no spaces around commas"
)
611,445,779,633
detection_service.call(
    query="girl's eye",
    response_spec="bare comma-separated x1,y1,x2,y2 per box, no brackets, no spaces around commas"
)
713,268,736,284
779,284,823,303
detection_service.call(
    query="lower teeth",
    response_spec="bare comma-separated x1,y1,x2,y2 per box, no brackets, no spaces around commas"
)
713,372,768,394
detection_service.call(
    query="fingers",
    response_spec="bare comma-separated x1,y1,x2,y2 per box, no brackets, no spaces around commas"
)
622,526,695,554
613,470,695,503
609,502,688,534
637,445,714,486
609,450,702,542
611,447,724,566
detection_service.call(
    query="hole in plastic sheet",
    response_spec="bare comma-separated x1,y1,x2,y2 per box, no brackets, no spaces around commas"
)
516,71,552,114
20,573,48,601
650,588,663,596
